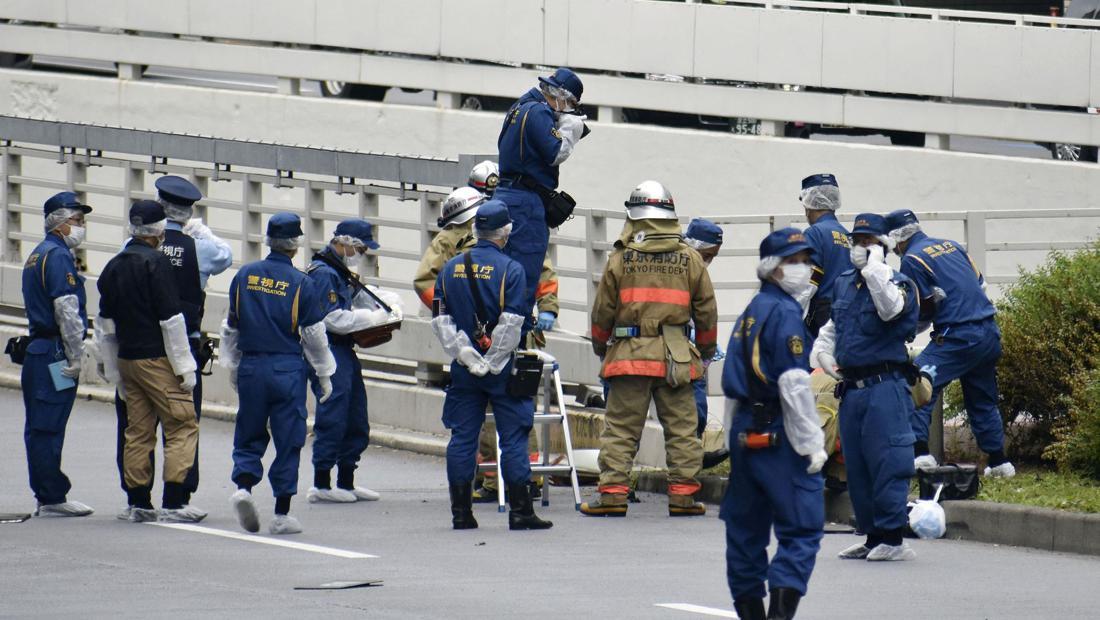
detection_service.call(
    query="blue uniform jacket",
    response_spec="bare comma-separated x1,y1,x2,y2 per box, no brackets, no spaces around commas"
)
497,88,564,190
434,240,527,344
831,268,919,368
306,248,350,337
899,231,994,330
228,252,329,354
803,212,852,302
722,282,811,408
22,234,87,339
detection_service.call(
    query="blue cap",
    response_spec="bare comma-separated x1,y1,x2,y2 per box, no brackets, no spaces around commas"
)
759,227,811,259
851,213,889,237
128,200,165,227
885,208,920,232
267,212,303,239
44,191,92,216
539,67,583,102
685,218,723,246
155,175,202,206
801,173,838,190
334,218,380,250
474,200,512,231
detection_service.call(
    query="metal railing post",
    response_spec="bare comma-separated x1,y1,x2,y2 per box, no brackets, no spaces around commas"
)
585,211,608,318
358,190,380,279
964,211,987,274
241,176,263,264
0,147,22,262
66,153,88,270
304,184,324,257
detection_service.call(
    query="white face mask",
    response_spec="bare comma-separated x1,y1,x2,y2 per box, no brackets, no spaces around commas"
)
850,244,869,269
63,225,86,249
342,249,363,271
777,263,812,296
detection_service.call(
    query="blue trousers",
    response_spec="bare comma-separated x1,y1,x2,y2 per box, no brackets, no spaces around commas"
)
721,414,824,599
309,344,370,471
21,337,77,505
912,319,1005,454
231,353,307,498
442,361,534,486
693,377,708,438
839,376,915,534
496,186,548,324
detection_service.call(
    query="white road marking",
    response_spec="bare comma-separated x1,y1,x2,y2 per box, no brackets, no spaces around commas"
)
150,523,378,559
655,603,739,618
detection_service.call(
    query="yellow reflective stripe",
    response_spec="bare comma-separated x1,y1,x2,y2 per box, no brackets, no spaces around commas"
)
967,255,983,279
909,255,935,275
290,283,301,334
499,277,506,310
519,109,530,163
751,332,766,383
40,247,55,289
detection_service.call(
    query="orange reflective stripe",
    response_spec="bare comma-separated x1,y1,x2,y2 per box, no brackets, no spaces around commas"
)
598,484,631,495
417,287,434,308
669,482,702,496
696,327,718,345
619,287,690,306
603,359,666,377
536,279,559,299
591,324,612,342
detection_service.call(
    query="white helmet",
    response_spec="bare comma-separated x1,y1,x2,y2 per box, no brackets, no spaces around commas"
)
438,187,486,228
468,160,500,195
624,180,677,220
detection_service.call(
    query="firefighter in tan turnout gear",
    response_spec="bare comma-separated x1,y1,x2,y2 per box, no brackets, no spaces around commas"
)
581,181,719,517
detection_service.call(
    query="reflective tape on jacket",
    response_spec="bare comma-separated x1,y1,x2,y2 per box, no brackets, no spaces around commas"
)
619,287,690,306
591,324,612,343
695,327,718,345
668,481,702,496
603,359,701,380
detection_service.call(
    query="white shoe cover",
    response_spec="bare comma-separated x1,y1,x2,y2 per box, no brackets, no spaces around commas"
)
230,489,260,533
350,486,381,501
984,462,1016,478
129,507,158,523
36,500,94,517
866,542,917,562
158,505,208,523
838,542,872,559
116,506,133,521
914,454,939,470
269,514,303,535
307,487,357,503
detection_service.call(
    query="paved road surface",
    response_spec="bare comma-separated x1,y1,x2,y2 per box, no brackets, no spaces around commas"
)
3,389,1099,619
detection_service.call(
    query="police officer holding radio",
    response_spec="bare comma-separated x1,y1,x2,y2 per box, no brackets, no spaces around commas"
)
721,228,827,620
305,219,400,504
19,192,94,518
496,68,587,326
431,200,552,531
799,174,852,337
219,213,336,535
811,213,920,562
885,209,1014,478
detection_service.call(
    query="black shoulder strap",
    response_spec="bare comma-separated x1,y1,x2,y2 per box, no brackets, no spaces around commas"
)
463,251,490,330
312,250,391,313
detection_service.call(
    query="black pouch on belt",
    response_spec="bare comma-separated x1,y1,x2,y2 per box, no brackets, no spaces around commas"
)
517,175,577,228
507,352,544,398
5,335,30,365
196,337,216,376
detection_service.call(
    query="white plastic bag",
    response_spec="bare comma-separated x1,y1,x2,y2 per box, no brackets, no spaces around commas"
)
908,484,946,540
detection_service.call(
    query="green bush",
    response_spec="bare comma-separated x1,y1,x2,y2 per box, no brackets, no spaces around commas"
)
1046,367,1100,480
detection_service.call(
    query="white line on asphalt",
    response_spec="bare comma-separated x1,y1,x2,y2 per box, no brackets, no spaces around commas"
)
654,603,739,618
150,523,378,559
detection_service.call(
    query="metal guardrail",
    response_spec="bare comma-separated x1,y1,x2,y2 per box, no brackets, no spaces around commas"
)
1,0,1099,147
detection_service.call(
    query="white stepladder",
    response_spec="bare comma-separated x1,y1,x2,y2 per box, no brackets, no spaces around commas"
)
477,349,583,513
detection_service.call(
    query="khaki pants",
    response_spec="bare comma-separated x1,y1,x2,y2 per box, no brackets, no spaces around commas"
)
118,357,198,489
599,375,701,502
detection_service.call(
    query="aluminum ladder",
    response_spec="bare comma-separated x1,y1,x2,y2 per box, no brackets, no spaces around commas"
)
477,349,582,513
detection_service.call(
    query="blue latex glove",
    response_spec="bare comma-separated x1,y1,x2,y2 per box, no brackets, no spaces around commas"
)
536,311,556,332
920,364,938,382
712,346,725,362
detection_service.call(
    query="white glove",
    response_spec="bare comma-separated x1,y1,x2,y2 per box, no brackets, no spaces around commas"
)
850,245,869,269
806,450,828,474
556,114,587,141
179,372,197,392
457,346,489,377
866,244,886,266
183,218,213,240
60,359,82,379
229,369,238,393
816,351,843,380
318,375,333,403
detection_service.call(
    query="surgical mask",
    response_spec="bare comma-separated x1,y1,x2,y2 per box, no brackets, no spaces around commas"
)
850,244,869,268
342,253,362,270
777,263,812,296
63,225,86,249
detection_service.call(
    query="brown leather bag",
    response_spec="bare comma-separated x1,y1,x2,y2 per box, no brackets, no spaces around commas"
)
350,321,401,349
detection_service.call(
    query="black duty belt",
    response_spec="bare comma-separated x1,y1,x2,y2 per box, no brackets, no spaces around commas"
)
612,325,689,339
840,362,912,391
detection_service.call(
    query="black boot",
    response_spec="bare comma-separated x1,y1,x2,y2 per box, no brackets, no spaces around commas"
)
734,597,766,620
767,587,801,620
448,483,478,530
507,483,553,530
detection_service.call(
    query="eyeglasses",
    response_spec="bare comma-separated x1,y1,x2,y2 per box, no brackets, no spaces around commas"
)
66,215,86,226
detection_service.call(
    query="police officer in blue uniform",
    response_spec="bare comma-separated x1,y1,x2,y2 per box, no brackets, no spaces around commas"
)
431,200,552,531
799,174,852,337
305,219,401,503
886,209,1014,478
721,228,827,620
219,213,337,535
20,192,94,517
811,213,920,562
111,176,233,520
496,68,587,326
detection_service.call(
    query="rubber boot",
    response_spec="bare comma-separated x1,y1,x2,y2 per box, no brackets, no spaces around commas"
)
507,483,553,530
580,493,629,517
733,597,766,620
449,483,478,530
767,587,801,620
